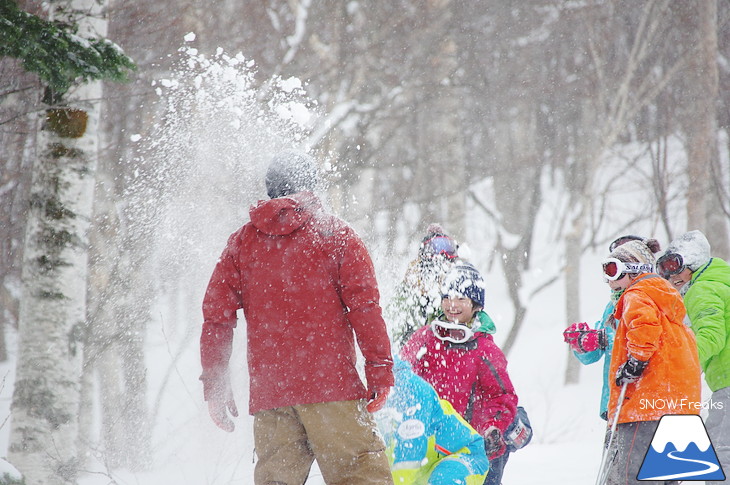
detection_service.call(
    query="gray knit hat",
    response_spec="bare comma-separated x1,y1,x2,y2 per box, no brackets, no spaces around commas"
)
265,150,320,199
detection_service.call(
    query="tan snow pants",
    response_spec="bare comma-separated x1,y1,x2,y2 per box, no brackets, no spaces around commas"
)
253,399,394,485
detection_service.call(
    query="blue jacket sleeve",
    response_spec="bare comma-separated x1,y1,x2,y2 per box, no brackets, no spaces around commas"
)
574,301,615,365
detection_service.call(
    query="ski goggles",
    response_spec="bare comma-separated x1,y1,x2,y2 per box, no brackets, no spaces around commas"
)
424,235,458,258
656,252,685,279
608,235,644,253
602,258,653,281
431,320,473,344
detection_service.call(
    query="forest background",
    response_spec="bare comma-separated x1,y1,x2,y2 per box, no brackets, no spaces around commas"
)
1,0,730,484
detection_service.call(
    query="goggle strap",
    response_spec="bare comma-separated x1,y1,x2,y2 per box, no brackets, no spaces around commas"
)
621,262,653,274
602,258,654,281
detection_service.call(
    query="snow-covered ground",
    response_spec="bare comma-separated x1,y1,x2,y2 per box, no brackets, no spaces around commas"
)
0,239,611,485
0,246,617,485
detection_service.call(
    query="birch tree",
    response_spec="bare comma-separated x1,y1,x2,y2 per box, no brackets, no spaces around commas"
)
4,1,134,482
0,58,38,363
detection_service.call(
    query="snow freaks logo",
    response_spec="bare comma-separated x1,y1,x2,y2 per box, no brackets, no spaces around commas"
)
639,397,723,411
637,415,726,481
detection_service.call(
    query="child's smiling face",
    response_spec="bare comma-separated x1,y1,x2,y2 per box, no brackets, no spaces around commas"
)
667,267,693,290
442,295,476,324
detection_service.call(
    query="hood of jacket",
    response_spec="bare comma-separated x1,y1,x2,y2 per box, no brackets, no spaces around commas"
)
666,230,711,272
249,191,321,236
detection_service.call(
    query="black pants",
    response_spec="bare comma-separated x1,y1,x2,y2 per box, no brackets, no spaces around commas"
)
483,451,510,485
605,421,678,485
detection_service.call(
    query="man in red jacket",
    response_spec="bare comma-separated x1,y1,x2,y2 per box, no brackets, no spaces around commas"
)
200,150,395,485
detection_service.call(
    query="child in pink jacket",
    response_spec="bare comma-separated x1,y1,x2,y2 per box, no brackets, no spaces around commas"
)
401,262,519,485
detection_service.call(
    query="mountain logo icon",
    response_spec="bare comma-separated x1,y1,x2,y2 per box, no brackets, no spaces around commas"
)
637,414,726,481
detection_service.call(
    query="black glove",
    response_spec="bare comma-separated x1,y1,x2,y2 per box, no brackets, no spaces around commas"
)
484,426,502,456
615,355,648,386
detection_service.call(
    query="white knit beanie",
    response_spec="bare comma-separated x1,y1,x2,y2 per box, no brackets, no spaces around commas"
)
609,239,657,268
665,230,711,271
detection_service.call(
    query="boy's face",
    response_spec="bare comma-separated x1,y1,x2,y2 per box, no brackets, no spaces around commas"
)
442,295,476,324
667,267,693,290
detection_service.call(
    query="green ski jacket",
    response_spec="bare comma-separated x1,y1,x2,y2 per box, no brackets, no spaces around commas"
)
685,257,730,391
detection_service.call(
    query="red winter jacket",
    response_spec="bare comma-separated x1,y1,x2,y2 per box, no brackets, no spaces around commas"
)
201,192,394,414
400,325,518,458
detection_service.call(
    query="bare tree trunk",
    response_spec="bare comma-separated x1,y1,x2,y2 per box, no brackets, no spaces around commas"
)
489,110,542,356
684,1,717,233
429,36,466,239
688,0,729,258
82,130,153,471
0,60,41,362
411,1,466,238
562,96,600,385
650,136,675,241
563,223,583,384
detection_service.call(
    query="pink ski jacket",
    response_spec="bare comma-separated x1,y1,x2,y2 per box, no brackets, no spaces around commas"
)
400,325,518,458
201,192,393,414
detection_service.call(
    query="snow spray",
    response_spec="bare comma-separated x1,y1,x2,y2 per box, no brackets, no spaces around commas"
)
127,33,321,293
113,35,324,476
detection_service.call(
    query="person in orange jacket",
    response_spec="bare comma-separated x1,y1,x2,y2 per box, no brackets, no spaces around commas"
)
600,239,701,485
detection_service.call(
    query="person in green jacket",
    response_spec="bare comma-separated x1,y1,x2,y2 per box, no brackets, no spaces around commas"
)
658,229,730,483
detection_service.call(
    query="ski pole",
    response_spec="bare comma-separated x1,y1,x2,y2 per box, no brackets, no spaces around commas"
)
595,382,628,485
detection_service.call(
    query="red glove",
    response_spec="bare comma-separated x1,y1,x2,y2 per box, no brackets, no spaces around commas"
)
202,371,238,432
563,322,607,353
366,387,391,413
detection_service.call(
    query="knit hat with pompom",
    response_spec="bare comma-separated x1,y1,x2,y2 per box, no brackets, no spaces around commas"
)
609,238,661,271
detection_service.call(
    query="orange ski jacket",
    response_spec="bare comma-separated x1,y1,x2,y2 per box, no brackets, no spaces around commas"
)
608,274,701,424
